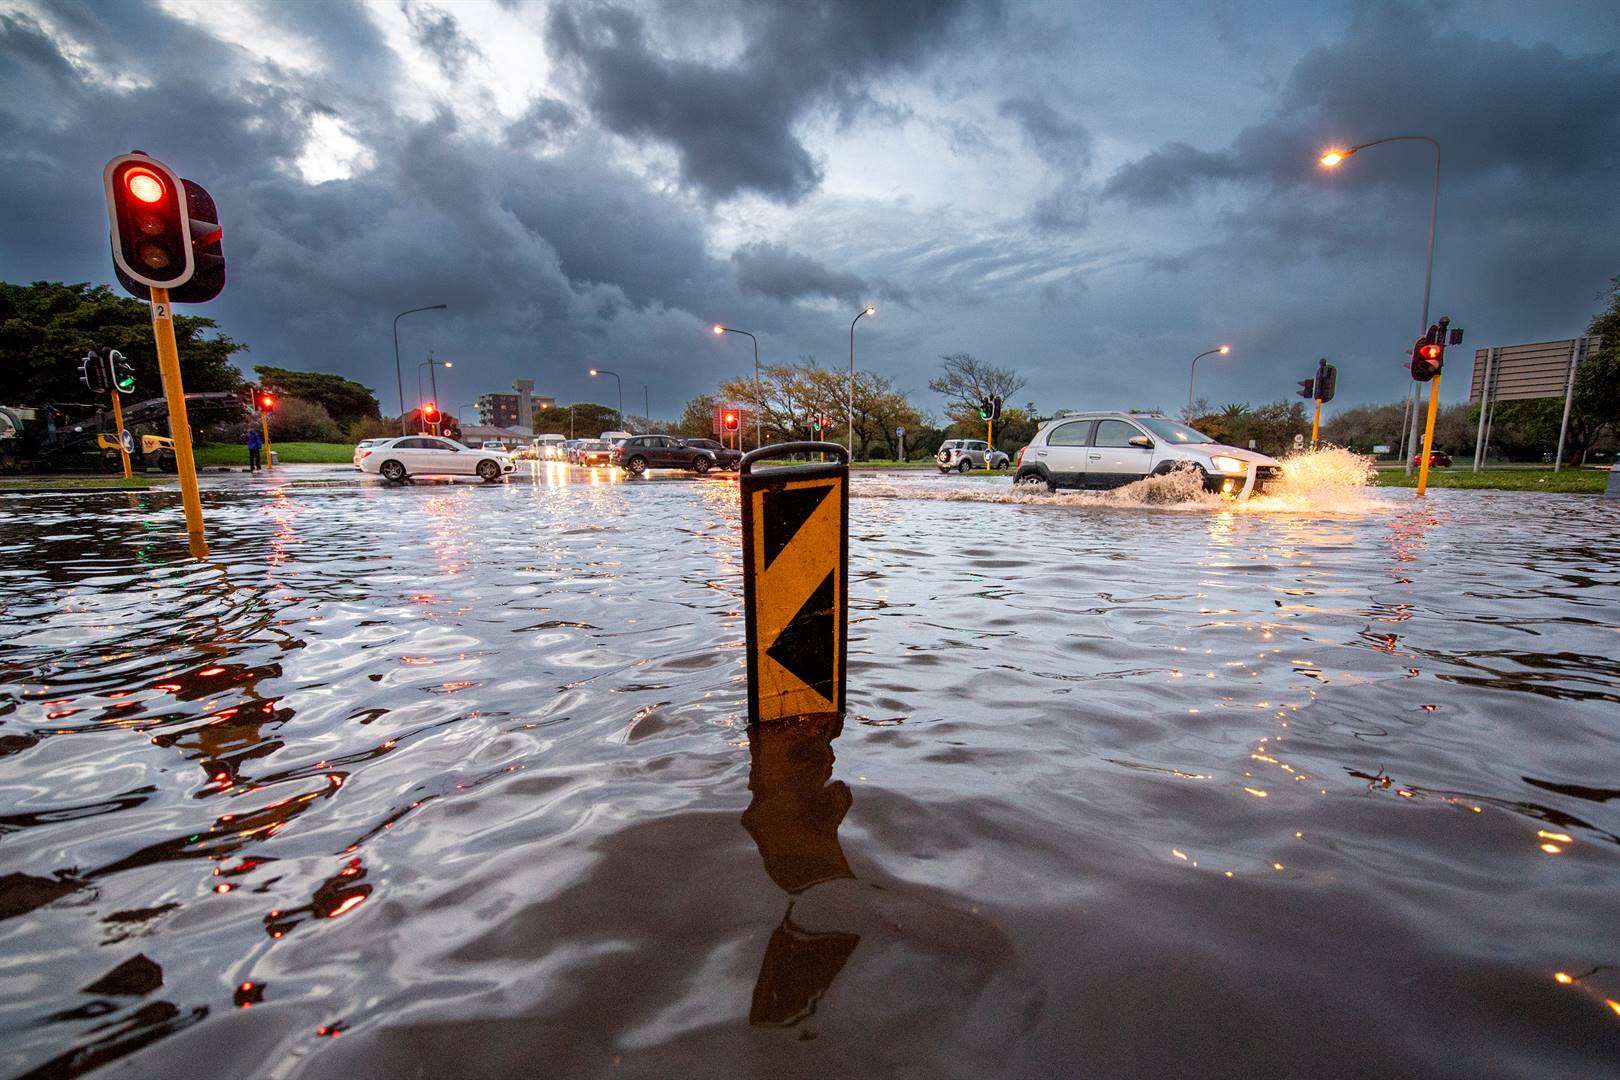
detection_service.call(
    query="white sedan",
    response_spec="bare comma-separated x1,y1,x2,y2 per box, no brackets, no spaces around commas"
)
358,436,514,483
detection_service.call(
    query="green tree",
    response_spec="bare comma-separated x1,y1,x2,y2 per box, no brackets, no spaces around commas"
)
252,366,379,427
0,281,246,408
928,353,1025,427
1566,278,1620,463
532,402,620,438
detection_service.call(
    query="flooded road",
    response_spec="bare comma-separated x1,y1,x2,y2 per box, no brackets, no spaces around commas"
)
3,466,1620,1078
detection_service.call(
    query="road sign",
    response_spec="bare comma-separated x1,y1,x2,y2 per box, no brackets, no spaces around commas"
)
896,425,905,437
740,442,848,725
120,429,133,454
1292,433,1305,450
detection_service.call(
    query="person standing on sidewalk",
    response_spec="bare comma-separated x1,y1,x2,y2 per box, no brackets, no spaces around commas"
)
246,426,263,472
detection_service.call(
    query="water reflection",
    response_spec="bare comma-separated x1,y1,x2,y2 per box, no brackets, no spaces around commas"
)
741,714,858,1027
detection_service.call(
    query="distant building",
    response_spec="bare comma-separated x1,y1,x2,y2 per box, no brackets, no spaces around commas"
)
477,378,555,429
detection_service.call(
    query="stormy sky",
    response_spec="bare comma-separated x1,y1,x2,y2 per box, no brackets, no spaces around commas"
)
2,0,1616,421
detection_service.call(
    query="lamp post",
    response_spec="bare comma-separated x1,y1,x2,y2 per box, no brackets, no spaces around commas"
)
849,305,874,455
643,384,650,430
589,368,624,431
1186,345,1231,415
712,324,761,448
393,304,447,435
1319,135,1440,474
417,357,452,419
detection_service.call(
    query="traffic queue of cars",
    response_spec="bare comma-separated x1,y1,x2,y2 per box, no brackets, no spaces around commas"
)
356,431,743,483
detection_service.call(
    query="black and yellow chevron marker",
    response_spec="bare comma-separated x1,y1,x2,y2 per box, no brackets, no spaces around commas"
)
740,442,849,725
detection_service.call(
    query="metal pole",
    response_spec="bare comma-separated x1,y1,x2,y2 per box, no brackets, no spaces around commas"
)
752,336,760,450
1416,374,1442,497
150,287,207,557
1554,337,1582,472
848,307,872,457
393,305,446,435
109,388,132,479
1187,348,1221,414
1406,139,1441,475
1472,346,1495,472
643,384,650,429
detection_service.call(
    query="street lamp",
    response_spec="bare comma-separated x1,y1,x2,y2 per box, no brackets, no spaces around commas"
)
589,368,624,431
1187,345,1231,414
849,305,874,455
1319,135,1440,473
393,304,447,435
712,324,761,448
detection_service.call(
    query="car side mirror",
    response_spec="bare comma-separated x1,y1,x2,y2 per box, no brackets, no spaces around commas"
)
1128,435,1152,448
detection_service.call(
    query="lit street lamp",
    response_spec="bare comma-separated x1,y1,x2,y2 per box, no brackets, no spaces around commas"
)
1319,135,1440,473
589,368,624,431
849,305,874,455
392,304,447,435
712,324,761,448
1187,345,1231,414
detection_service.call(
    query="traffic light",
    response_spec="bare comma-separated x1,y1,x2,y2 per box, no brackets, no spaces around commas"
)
990,396,1003,422
1410,318,1450,382
258,391,276,413
1315,359,1337,404
104,348,136,395
422,401,439,423
1297,378,1316,400
978,399,991,420
78,351,108,394
723,409,739,431
103,152,225,303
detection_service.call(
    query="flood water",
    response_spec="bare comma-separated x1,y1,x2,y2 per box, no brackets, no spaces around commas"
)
3,464,1619,1078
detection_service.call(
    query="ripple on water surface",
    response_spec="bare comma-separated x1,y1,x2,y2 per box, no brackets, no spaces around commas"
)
2,475,1619,1079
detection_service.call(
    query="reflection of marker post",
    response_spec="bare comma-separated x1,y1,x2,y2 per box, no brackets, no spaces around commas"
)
741,441,848,725
150,289,207,556
1415,374,1442,497
108,386,132,479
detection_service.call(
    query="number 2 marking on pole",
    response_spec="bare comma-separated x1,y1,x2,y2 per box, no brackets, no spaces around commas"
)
153,303,169,319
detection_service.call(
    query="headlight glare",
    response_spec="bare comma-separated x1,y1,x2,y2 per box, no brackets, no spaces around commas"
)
1211,455,1246,475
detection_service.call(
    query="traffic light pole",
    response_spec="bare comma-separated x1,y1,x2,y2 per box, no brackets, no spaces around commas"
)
1416,374,1442,497
1311,400,1322,449
149,288,207,557
108,387,132,479
985,418,993,474
260,408,273,471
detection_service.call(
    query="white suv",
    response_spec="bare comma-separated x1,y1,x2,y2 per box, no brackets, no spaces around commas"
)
937,439,1010,473
1013,412,1280,494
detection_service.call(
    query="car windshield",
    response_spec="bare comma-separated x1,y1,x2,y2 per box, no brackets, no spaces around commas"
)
581,441,608,450
1138,418,1215,444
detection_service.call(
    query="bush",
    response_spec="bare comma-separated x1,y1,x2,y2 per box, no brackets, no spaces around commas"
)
268,396,341,442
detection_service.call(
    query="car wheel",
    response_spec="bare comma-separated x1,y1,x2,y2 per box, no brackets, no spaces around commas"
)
1016,471,1052,491
692,456,711,476
380,459,406,483
627,455,648,476
476,459,501,482
957,459,971,473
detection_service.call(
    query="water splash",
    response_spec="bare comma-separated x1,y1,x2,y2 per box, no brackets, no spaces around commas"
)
852,446,1384,514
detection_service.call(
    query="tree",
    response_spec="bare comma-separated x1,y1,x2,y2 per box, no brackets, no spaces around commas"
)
927,353,1026,425
0,280,246,408
267,396,342,442
532,402,619,438
1566,278,1620,463
712,356,923,458
253,366,379,427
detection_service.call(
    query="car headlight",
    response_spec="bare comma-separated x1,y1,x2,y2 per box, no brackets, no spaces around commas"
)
1210,455,1246,474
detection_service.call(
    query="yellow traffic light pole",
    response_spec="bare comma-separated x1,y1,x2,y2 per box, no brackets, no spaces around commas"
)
985,418,993,473
1415,375,1442,496
260,408,273,471
149,288,207,557
108,387,132,479
1310,399,1322,449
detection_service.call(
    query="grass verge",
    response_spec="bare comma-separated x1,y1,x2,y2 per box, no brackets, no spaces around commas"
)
195,441,355,466
1374,467,1608,493
0,475,171,491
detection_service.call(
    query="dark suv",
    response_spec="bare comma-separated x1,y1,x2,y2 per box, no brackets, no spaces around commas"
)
611,434,720,476
682,438,742,471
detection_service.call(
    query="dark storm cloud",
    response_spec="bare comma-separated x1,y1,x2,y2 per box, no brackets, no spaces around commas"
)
401,1,483,78
998,95,1091,168
545,0,1003,203
731,242,906,307
504,96,577,148
1103,4,1620,207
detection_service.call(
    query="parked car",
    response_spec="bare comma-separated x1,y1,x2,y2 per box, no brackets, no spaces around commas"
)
358,436,514,483
535,433,567,460
937,439,1010,473
1012,411,1281,494
480,440,505,452
682,437,742,470
610,434,719,476
600,430,633,444
353,438,387,469
574,439,615,467
1412,450,1452,468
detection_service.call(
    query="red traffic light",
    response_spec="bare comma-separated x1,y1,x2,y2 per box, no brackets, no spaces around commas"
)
1419,343,1442,360
125,168,166,204
423,402,440,421
258,392,276,411
722,410,738,430
105,153,195,290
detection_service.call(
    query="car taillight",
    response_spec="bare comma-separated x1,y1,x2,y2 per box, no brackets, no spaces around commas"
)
1015,447,1024,468
359,449,372,458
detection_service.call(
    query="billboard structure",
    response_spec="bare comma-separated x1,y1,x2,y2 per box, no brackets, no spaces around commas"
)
1468,335,1603,471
